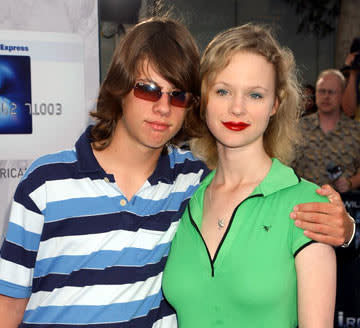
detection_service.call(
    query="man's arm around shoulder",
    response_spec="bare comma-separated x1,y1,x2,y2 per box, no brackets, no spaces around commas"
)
0,294,28,327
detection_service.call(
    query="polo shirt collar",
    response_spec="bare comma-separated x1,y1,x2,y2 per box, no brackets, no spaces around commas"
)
191,158,300,206
189,158,300,228
75,125,103,173
148,146,176,185
253,158,301,197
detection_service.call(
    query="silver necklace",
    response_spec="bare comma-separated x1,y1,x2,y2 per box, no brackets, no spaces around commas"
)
217,218,226,230
207,184,226,230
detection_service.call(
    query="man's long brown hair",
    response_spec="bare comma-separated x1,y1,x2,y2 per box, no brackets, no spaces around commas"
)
90,16,201,150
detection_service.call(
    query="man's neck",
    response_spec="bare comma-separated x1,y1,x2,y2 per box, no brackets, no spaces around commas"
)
106,136,162,171
92,135,164,201
318,110,341,133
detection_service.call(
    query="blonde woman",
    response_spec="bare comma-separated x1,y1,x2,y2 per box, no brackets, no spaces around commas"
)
163,24,336,327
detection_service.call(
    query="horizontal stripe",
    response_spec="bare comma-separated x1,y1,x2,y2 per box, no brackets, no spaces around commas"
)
168,146,199,168
153,313,177,328
141,172,202,201
128,186,197,216
27,274,162,310
35,178,120,203
6,222,41,251
149,150,207,185
28,184,46,212
40,205,184,240
32,257,167,292
21,158,204,207
43,187,196,223
0,278,32,298
17,163,98,211
22,149,77,181
0,240,37,268
8,201,44,234
19,299,175,327
44,195,124,222
34,242,170,278
14,187,42,215
23,291,163,324
37,221,178,261
39,172,202,204
0,258,33,290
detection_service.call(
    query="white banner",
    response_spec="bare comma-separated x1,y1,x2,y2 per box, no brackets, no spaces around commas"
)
0,0,99,243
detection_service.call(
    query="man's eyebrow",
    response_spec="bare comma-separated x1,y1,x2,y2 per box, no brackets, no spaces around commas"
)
136,78,156,84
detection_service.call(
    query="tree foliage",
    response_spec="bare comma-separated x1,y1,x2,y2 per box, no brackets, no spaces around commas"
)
283,0,341,38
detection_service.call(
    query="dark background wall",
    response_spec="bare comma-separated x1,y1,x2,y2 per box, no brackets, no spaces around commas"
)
99,0,338,86
163,0,335,85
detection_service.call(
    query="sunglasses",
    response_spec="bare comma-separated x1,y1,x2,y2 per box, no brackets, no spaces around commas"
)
133,82,192,108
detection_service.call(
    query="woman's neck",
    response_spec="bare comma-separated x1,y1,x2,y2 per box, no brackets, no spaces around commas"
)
213,145,272,189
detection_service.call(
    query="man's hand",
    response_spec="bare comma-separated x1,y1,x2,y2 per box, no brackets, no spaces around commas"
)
290,184,354,246
345,51,359,67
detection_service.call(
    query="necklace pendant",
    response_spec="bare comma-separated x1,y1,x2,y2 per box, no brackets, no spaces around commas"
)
217,218,225,229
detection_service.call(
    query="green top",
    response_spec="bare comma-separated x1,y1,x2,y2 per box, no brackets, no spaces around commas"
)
162,159,328,328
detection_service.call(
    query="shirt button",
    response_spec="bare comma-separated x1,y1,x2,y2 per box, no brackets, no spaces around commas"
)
120,199,127,206
104,177,110,183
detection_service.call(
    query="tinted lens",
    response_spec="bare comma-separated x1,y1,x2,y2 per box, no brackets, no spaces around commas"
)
169,91,191,108
134,83,161,102
133,82,191,108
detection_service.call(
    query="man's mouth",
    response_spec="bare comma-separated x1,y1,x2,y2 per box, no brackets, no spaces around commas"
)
147,121,170,131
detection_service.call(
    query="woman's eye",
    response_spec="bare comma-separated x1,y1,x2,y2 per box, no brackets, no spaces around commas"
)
250,92,263,99
216,89,229,96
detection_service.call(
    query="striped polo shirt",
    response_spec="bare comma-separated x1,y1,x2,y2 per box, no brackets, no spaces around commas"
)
0,126,209,327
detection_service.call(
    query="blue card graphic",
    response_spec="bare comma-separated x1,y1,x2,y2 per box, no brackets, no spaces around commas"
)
0,55,32,134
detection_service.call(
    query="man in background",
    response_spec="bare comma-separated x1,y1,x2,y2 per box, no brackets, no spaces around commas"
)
294,69,360,193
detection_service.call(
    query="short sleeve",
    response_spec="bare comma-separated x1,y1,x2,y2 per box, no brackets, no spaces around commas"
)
289,179,329,256
0,169,44,298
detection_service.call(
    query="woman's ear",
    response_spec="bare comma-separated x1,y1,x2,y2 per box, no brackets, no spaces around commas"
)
271,97,279,116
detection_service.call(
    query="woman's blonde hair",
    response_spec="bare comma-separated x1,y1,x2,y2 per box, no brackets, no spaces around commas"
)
191,23,302,168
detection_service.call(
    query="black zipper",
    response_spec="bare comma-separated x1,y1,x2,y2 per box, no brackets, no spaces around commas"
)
188,193,263,277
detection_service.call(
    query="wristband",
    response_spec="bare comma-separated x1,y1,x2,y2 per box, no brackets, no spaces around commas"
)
341,214,356,248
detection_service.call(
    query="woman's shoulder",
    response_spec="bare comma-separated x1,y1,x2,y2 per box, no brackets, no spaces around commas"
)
285,175,328,204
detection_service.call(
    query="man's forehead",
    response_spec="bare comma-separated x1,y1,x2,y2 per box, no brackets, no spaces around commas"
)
316,74,342,89
136,59,159,78
136,59,175,88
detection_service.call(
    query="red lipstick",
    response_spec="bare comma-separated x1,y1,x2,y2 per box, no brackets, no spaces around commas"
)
222,121,250,131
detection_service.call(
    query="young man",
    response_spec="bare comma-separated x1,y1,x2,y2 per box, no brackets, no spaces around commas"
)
0,17,355,328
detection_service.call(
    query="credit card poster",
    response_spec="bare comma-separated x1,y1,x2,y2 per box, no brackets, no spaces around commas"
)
0,30,86,159
0,54,32,134
0,31,86,244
